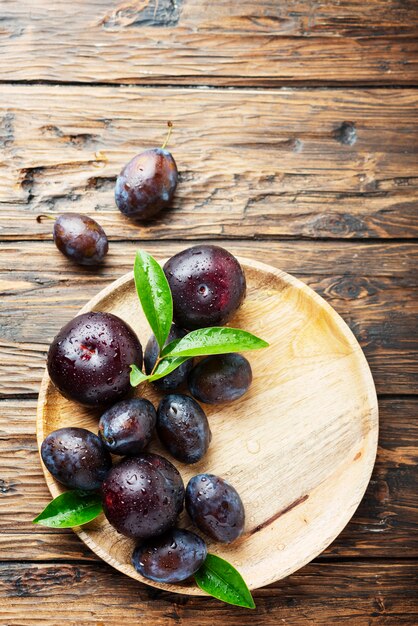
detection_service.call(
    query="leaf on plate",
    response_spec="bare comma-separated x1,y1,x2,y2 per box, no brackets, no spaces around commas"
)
161,326,269,358
134,250,173,351
194,553,256,609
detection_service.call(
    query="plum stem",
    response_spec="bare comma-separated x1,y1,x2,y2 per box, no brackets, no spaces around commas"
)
36,214,56,223
161,121,173,150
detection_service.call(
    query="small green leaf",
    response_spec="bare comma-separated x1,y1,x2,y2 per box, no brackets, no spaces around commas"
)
134,250,173,350
33,490,102,528
130,364,149,386
149,356,190,381
195,554,255,609
162,327,269,358
130,357,190,387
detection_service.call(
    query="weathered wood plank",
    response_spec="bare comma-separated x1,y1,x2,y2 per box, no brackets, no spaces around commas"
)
0,396,416,560
0,1,417,86
0,240,416,395
1,561,417,625
1,86,417,240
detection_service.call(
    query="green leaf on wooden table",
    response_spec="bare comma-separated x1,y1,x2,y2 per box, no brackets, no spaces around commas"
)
130,357,190,386
161,326,269,358
194,554,256,609
33,490,102,528
134,249,173,351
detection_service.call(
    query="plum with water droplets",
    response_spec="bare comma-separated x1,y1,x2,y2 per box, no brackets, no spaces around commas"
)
188,353,252,404
99,398,156,456
157,394,211,464
47,311,143,407
185,474,245,544
144,323,193,391
163,245,246,330
41,427,112,490
115,123,178,221
38,213,109,265
101,453,184,539
132,528,207,583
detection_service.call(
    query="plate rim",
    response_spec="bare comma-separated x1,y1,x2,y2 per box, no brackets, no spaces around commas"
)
36,256,379,595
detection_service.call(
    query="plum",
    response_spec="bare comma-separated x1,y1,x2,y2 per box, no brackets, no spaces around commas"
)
52,213,108,265
144,323,193,391
47,312,143,407
41,427,111,490
157,394,211,464
188,353,252,404
132,528,207,583
185,474,245,543
163,245,246,330
101,454,184,539
99,398,156,456
115,125,178,221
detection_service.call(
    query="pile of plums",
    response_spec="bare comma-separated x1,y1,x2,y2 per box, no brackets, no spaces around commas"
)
40,133,253,585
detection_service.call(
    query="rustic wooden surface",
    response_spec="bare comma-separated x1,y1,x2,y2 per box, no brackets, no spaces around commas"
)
1,0,417,623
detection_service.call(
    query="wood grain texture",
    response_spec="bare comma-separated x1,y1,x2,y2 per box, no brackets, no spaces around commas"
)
1,86,417,240
37,258,378,593
1,561,417,625
0,0,417,86
0,397,416,560
0,240,416,396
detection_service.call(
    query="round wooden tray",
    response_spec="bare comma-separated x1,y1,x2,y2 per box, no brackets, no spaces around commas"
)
37,257,378,595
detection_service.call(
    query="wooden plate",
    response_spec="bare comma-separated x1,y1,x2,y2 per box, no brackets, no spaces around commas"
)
37,257,378,595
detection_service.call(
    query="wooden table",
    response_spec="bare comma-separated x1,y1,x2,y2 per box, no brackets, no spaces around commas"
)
0,1,417,624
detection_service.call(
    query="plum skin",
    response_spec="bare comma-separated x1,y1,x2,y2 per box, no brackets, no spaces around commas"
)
132,528,207,583
115,148,178,221
144,324,193,391
185,474,245,544
53,213,108,265
163,245,246,330
157,394,211,464
188,353,252,404
41,427,112,490
47,312,143,408
98,398,156,456
101,454,184,540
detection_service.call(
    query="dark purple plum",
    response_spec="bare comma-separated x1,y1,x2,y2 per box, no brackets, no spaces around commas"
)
163,245,246,330
47,312,143,407
132,528,207,583
157,394,211,464
98,398,156,456
52,213,108,265
185,474,245,544
41,427,111,490
188,353,252,404
144,324,193,391
101,453,184,539
115,126,178,221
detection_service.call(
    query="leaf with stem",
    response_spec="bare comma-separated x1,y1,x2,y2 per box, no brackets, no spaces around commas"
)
133,250,173,351
161,327,269,359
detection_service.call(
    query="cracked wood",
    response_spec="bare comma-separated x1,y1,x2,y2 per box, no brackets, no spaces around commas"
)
0,86,417,240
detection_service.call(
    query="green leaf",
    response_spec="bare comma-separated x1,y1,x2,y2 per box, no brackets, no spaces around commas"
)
33,490,102,528
162,327,269,358
134,250,173,351
149,356,190,381
194,554,256,609
130,364,149,386
130,357,190,386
